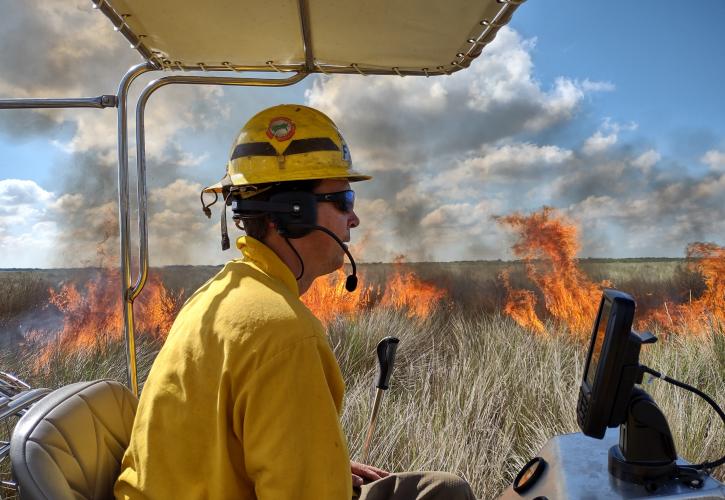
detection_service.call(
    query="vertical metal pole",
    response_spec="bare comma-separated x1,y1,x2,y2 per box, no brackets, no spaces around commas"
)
361,388,384,463
116,62,155,396
296,0,315,73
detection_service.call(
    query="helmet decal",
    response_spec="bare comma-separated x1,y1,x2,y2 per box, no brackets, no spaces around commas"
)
266,117,296,141
341,142,352,163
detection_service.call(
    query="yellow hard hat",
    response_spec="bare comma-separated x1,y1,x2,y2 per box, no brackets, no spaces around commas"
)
203,104,371,195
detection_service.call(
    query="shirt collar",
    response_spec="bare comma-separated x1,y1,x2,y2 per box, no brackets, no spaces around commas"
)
236,236,299,296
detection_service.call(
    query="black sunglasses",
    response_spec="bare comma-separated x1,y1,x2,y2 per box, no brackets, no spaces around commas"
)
314,190,355,213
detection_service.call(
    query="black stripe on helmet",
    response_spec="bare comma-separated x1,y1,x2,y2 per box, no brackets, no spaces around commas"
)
283,137,340,156
231,142,278,160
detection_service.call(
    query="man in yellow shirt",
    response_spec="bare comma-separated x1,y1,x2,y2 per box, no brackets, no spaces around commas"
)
115,105,474,499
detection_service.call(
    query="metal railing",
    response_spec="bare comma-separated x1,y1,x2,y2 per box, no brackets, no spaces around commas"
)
0,65,307,396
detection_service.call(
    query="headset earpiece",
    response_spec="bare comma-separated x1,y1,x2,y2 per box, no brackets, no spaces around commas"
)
269,191,317,238
229,190,357,291
231,191,318,239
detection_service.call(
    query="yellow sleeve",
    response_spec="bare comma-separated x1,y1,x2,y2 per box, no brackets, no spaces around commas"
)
239,336,352,500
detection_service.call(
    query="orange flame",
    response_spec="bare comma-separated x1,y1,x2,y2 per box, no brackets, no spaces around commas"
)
302,270,371,325
497,207,606,334
302,263,447,324
499,269,545,334
379,266,447,319
687,242,725,323
32,271,182,365
641,242,725,334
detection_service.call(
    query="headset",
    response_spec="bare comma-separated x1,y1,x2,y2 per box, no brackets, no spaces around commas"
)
206,190,358,292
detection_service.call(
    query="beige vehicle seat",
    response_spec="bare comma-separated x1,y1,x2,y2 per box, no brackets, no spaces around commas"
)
9,379,137,500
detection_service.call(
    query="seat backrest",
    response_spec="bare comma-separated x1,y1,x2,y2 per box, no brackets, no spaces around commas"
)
9,380,138,500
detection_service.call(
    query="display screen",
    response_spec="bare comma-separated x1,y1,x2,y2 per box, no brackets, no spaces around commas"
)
586,298,612,386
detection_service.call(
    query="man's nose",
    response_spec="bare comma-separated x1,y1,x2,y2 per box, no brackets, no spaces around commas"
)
348,210,360,229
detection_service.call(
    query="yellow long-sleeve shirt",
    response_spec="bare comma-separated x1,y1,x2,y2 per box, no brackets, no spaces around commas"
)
115,236,351,500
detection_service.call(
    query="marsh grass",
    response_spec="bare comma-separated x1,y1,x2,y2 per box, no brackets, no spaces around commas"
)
0,335,161,392
1,262,723,497
0,272,52,349
330,310,724,496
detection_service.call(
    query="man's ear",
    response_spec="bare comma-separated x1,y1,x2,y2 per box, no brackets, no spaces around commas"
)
267,191,317,239
267,218,279,236
258,218,280,248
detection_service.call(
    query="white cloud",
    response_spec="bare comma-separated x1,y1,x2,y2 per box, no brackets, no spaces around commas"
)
429,143,573,195
560,165,725,257
147,179,229,265
582,130,618,155
580,80,616,92
0,179,54,205
0,179,60,267
470,143,570,177
151,179,203,209
0,179,55,232
632,149,661,172
305,27,611,172
582,119,637,155
0,232,58,268
693,172,725,198
701,150,725,171
420,200,498,229
527,78,586,130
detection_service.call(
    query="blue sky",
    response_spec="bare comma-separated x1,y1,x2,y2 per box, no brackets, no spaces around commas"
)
1,1,724,267
511,0,725,163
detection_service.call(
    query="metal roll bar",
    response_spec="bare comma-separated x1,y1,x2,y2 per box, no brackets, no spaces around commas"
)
116,62,157,396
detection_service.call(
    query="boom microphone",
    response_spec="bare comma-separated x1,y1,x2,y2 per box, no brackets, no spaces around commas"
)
231,194,358,291
303,225,358,292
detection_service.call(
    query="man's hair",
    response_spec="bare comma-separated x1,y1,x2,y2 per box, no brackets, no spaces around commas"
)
234,180,321,241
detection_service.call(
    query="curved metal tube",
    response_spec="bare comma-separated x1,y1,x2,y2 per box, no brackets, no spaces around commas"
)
129,72,307,303
117,62,156,396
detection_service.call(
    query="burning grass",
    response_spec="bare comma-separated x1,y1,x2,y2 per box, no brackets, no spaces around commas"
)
46,272,180,343
302,262,447,325
497,207,608,336
2,308,722,496
639,242,725,335
497,207,725,338
20,271,183,371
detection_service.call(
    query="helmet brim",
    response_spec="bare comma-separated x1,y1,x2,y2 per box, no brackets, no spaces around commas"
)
202,172,372,194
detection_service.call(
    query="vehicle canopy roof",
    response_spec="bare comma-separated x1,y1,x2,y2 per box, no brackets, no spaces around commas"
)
95,0,523,76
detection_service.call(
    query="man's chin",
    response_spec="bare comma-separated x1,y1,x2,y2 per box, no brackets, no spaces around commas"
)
328,255,346,275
